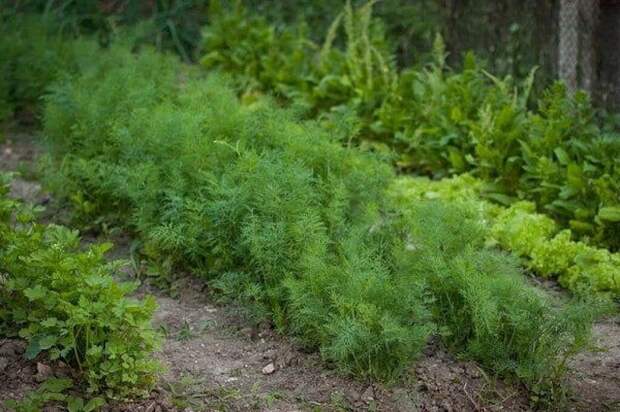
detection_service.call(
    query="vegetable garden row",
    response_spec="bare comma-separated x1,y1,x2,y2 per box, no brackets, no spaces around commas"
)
0,4,618,410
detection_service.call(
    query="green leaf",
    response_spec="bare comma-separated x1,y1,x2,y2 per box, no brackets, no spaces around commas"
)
39,335,57,350
554,147,569,165
447,147,465,172
25,339,42,360
84,397,105,411
597,207,620,222
23,285,47,301
40,378,73,393
67,396,84,412
566,163,585,191
569,220,594,234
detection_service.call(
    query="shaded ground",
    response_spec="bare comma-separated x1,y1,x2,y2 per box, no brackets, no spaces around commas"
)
0,340,36,407
125,276,529,412
567,317,620,412
1,128,619,411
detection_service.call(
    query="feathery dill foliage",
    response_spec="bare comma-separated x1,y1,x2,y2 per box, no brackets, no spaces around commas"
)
41,42,597,385
397,202,598,385
43,44,431,381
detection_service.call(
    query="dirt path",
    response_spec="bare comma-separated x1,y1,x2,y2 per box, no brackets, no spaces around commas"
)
1,129,619,412
567,318,620,412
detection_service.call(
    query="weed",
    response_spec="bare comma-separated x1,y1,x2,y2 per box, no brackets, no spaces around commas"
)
165,375,244,411
177,320,194,341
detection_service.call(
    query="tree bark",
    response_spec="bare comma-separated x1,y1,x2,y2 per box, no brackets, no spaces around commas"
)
599,0,620,109
579,0,599,95
559,0,579,94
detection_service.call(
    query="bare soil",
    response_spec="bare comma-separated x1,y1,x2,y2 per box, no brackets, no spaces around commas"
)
1,129,619,412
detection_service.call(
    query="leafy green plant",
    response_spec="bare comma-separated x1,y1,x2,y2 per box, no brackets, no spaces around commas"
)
518,84,620,249
201,0,313,100
380,45,620,251
0,174,160,399
492,202,620,294
377,34,533,177
307,0,397,126
200,0,397,138
4,378,105,412
198,3,620,253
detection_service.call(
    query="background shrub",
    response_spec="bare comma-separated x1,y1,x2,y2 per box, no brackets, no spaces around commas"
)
197,2,620,252
0,14,104,122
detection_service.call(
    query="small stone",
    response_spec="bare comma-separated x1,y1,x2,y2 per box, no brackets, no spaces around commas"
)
262,363,276,375
275,349,296,369
35,362,53,382
466,365,481,379
361,386,374,402
0,357,9,371
346,388,361,401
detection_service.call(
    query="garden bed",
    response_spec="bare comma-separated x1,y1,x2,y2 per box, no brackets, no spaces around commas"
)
2,128,619,412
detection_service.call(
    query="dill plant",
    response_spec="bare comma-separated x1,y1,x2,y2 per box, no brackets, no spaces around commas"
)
396,201,599,386
43,48,433,380
40,42,599,389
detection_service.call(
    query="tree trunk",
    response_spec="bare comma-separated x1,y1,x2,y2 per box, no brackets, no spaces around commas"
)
599,0,620,109
559,0,579,93
579,0,599,95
